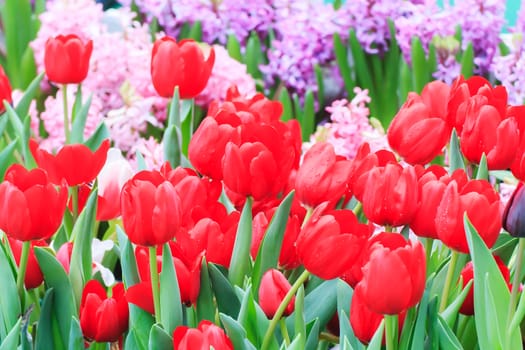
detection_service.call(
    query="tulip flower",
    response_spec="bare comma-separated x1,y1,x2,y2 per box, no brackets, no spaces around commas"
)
355,233,426,315
44,34,93,84
436,178,501,253
120,169,182,246
80,280,128,343
173,320,233,350
458,256,510,315
297,203,373,280
387,81,451,165
0,164,68,241
295,142,352,208
29,139,110,186
259,269,295,318
362,163,419,227
503,182,525,237
509,106,525,181
151,37,215,98
0,65,12,112
7,238,46,289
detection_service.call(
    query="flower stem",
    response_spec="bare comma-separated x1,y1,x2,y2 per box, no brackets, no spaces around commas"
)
301,207,314,229
384,314,398,350
62,84,70,144
261,269,311,350
71,185,79,223
439,250,459,312
149,246,161,324
280,318,290,346
16,241,31,301
424,238,433,275
507,239,525,327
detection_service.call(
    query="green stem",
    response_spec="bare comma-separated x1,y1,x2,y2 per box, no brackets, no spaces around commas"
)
352,201,362,217
261,269,311,350
280,318,291,346
62,84,70,144
385,225,393,233
29,288,41,318
16,241,31,301
71,185,79,223
149,246,161,324
424,238,433,275
319,331,340,344
384,314,398,350
439,250,459,312
301,207,314,229
507,239,525,327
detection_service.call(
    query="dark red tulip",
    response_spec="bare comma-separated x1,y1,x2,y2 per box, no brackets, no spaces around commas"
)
259,269,295,318
29,139,110,186
388,81,451,165
503,182,525,237
0,164,67,241
173,320,233,350
151,37,215,98
8,238,46,289
80,280,128,343
355,233,426,315
44,34,93,84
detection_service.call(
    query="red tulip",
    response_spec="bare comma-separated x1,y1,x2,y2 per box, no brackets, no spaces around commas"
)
80,280,128,343
362,163,419,227
503,182,525,237
356,233,426,315
44,34,93,84
458,256,510,315
295,142,352,208
151,37,215,98
0,65,12,112
29,139,110,186
121,169,182,246
0,164,68,241
173,320,233,350
388,81,451,165
436,178,501,253
509,106,525,181
297,203,373,280
7,238,46,289
259,269,295,318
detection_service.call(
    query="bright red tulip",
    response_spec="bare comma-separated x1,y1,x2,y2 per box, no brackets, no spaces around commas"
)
259,269,295,318
0,65,12,112
80,280,128,343
151,37,215,98
388,81,451,165
356,233,426,315
509,106,525,181
120,169,182,246
173,320,233,350
0,164,68,241
297,203,373,280
436,178,501,253
44,34,93,84
8,238,46,289
295,142,352,208
29,139,110,186
362,163,419,227
458,255,510,315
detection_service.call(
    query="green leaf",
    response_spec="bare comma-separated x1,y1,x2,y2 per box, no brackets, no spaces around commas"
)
333,32,355,97
441,279,472,327
460,42,474,79
35,289,63,350
278,88,293,121
220,313,257,350
209,264,240,318
349,30,375,98
0,240,21,339
0,317,21,350
229,197,253,287
301,91,315,141
70,93,93,144
126,305,154,350
337,281,363,350
367,321,385,350
437,315,463,350
148,324,173,350
410,289,430,350
449,129,465,173
84,123,110,152
196,258,215,322
464,215,522,350
245,32,263,80
159,243,183,333
188,21,202,41
476,153,488,180
410,37,428,93
399,59,412,103
314,64,325,107
68,317,84,350
34,247,76,346
0,139,18,180
286,333,304,350
252,191,294,293
69,189,98,307
293,285,306,350
117,226,140,288
162,125,181,168
237,286,269,347
304,319,320,350
227,34,243,62
14,72,44,119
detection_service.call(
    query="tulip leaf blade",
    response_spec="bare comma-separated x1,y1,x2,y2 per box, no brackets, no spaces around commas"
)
159,243,183,333
14,72,44,119
333,32,355,97
252,190,295,294
84,122,110,152
301,91,316,141
441,279,472,327
126,305,154,350
436,314,462,350
367,320,385,350
220,313,258,350
449,129,465,173
117,226,140,288
348,30,375,100
209,263,241,318
68,317,84,350
0,138,17,182
0,317,20,350
237,286,269,348
293,285,306,349
162,124,181,168
410,36,428,94
286,333,304,350
35,288,63,350
227,34,242,62
476,153,488,180
148,324,173,350
464,214,522,350
314,64,325,108
304,318,320,350
278,88,293,122
245,32,263,81
460,42,474,79
337,281,363,350
0,242,19,340
410,288,430,350
34,247,76,346
229,197,253,287
196,258,215,322
69,188,98,308
70,91,93,144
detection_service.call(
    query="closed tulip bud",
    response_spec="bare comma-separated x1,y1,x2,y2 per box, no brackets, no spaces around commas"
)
151,37,215,99
80,280,128,343
8,238,46,289
259,269,295,318
503,182,525,237
44,34,93,84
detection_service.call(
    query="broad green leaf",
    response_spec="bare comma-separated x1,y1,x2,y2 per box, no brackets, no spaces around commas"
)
0,139,17,181
349,30,375,97
367,321,385,350
0,240,20,339
209,264,240,318
0,317,20,350
336,281,363,350
237,286,267,347
286,333,303,350
245,32,263,80
220,313,257,350
188,21,202,41
314,64,325,107
301,91,315,141
162,125,181,168
127,305,154,350
399,59,412,103
14,72,44,119
441,279,472,327
410,37,428,93
159,243,183,333
410,288,430,350
460,43,474,79
68,317,84,350
35,289,63,350
84,123,110,152
278,88,293,122
449,129,465,173
293,285,306,350
70,93,93,144
196,258,215,322
333,33,354,97
252,191,294,293
229,197,253,287
437,315,463,350
227,34,242,62
304,319,320,350
475,154,488,180
117,226,140,288
148,324,173,350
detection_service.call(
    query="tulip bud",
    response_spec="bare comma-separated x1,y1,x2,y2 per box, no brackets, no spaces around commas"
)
503,182,525,237
259,269,295,318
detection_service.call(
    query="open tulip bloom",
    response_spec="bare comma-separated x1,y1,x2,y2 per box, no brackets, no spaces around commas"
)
3,4,525,350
